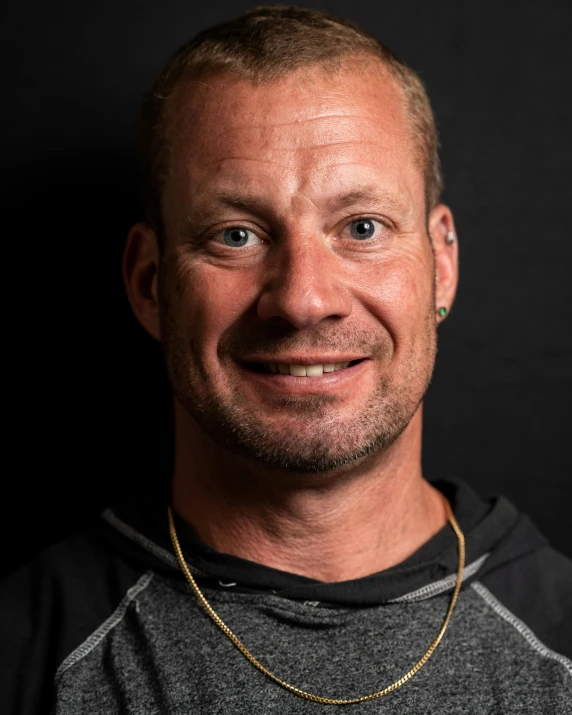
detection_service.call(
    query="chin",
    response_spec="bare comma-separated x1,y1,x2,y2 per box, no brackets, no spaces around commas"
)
223,430,401,474
179,381,420,474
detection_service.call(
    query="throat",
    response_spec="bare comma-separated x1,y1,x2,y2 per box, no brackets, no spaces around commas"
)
172,472,447,583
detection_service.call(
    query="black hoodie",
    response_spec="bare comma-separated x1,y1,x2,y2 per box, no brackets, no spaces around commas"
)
1,479,571,713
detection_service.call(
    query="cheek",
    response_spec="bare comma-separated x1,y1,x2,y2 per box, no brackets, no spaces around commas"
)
349,248,434,341
166,258,261,355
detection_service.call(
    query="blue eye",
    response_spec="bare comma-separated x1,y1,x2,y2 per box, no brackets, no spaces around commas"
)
223,228,250,247
349,219,376,240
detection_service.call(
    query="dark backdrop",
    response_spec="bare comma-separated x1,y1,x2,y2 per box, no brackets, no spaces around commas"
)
2,0,571,576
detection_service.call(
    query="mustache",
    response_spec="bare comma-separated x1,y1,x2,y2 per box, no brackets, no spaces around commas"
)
219,323,390,358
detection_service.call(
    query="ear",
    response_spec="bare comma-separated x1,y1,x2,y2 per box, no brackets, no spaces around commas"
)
428,204,459,322
123,222,162,340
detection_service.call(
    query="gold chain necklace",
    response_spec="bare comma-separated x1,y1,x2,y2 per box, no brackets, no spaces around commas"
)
168,496,465,705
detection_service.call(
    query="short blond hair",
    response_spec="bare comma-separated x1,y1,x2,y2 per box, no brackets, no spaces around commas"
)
140,5,443,239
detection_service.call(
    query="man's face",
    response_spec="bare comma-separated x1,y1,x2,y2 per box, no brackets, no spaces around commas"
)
158,62,439,472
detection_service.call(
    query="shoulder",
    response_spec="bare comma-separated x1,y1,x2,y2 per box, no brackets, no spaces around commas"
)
0,521,150,715
477,544,572,659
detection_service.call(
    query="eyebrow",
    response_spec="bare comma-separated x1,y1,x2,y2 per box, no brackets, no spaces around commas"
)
183,184,409,232
327,187,408,214
212,193,269,214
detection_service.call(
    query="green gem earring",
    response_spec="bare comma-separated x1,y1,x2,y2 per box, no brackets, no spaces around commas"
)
438,307,447,317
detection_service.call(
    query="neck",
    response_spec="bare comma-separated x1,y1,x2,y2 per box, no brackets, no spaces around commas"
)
171,403,447,582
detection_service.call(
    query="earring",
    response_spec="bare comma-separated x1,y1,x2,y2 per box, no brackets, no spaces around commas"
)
438,307,447,317
445,231,456,244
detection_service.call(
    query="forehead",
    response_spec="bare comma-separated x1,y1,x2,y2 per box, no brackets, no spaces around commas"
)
162,63,422,216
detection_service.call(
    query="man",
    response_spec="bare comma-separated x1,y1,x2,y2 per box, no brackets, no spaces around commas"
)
1,6,571,713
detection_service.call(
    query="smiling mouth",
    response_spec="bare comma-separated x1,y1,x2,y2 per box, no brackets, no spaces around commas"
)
244,359,364,376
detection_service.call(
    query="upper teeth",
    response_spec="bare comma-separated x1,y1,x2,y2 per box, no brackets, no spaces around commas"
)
269,362,350,376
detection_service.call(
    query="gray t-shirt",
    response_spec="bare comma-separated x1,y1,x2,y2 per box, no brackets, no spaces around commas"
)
2,480,571,713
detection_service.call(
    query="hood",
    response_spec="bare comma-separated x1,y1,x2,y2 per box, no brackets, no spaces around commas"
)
95,478,548,606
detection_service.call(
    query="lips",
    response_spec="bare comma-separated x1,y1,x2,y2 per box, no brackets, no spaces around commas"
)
244,359,363,376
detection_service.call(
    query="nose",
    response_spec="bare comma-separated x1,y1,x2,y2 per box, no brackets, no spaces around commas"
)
256,237,352,329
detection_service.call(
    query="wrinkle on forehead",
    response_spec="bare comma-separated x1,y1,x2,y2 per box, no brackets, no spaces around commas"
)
168,64,408,157
196,140,385,174
173,116,404,172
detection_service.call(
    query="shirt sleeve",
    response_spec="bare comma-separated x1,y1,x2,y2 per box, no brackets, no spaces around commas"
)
0,529,145,715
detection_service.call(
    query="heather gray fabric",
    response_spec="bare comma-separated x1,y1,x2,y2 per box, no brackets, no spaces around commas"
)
3,480,570,714
53,570,572,714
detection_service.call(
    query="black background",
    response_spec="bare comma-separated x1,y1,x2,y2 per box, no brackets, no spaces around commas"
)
2,0,571,577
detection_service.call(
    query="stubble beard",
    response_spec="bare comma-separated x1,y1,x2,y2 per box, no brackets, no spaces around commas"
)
160,301,438,475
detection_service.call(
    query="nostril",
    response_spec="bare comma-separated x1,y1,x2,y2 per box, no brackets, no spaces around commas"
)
256,275,352,328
